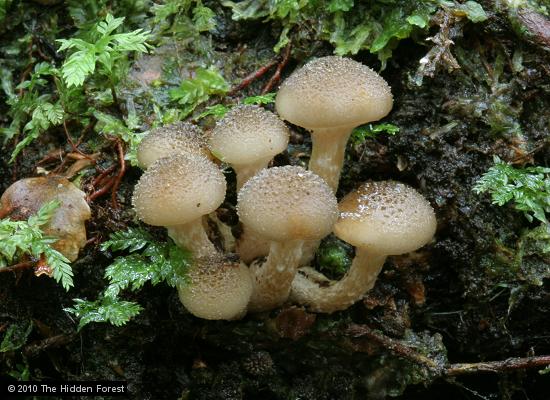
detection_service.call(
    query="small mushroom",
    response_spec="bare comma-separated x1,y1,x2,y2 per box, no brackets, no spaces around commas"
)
0,176,91,261
132,154,226,258
177,254,253,320
208,104,289,189
291,181,436,313
276,56,393,192
136,122,209,169
237,166,338,312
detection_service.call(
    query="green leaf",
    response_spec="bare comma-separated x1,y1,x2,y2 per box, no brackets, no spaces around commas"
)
169,67,229,117
454,1,488,23
351,123,400,145
60,48,97,87
65,297,142,330
328,0,354,13
243,92,276,105
193,5,216,32
474,157,550,223
0,200,73,291
96,14,125,36
196,104,231,120
0,320,33,352
101,227,153,252
28,200,60,227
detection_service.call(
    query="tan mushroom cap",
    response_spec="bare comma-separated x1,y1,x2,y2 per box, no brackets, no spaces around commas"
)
177,255,253,320
237,166,338,242
334,181,436,255
275,56,393,130
0,176,91,261
132,154,226,227
208,105,289,164
137,122,209,169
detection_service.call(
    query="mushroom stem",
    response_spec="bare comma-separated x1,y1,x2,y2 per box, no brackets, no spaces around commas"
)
248,240,305,312
290,249,387,313
167,218,217,258
309,126,354,193
236,226,270,264
233,156,273,190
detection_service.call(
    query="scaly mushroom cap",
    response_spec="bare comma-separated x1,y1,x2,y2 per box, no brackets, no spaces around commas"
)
334,181,436,255
132,154,226,227
137,122,209,169
237,166,338,242
208,105,289,164
275,56,393,129
0,176,91,261
178,255,253,320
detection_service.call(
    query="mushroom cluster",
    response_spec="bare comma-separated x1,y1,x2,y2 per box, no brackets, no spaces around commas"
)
133,56,437,319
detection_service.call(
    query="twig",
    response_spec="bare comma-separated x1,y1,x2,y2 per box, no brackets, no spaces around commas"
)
347,324,550,377
111,140,126,208
23,333,77,358
347,324,441,371
63,120,95,161
229,60,278,95
92,164,117,187
87,177,115,202
0,261,35,274
262,44,291,94
446,356,550,376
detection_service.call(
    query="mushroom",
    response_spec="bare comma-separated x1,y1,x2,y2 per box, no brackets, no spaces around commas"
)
0,176,91,261
136,121,209,169
275,56,393,192
208,104,289,189
132,154,226,258
177,254,253,320
290,181,436,313
237,166,338,312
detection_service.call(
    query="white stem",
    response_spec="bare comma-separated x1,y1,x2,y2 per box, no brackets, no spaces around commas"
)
290,248,387,313
236,226,270,264
233,157,273,190
167,217,217,258
297,239,321,265
248,240,304,312
309,127,353,193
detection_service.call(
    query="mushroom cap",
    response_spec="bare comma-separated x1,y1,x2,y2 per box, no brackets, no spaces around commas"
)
177,255,253,320
0,176,91,261
334,181,436,255
237,166,338,242
208,105,289,165
275,56,393,130
132,154,226,227
137,122,209,169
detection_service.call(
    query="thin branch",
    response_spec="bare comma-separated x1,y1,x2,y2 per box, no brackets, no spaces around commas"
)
111,140,126,209
229,60,278,95
446,356,550,376
262,44,291,94
347,324,441,371
0,261,35,274
347,324,550,377
87,176,115,202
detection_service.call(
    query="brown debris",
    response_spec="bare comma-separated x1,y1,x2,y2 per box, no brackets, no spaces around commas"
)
274,306,317,340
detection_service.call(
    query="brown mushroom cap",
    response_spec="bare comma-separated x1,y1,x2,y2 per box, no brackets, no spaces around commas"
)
132,154,226,227
334,181,436,255
275,56,393,129
177,255,253,320
137,122,209,169
237,166,338,242
208,105,289,164
0,176,91,261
